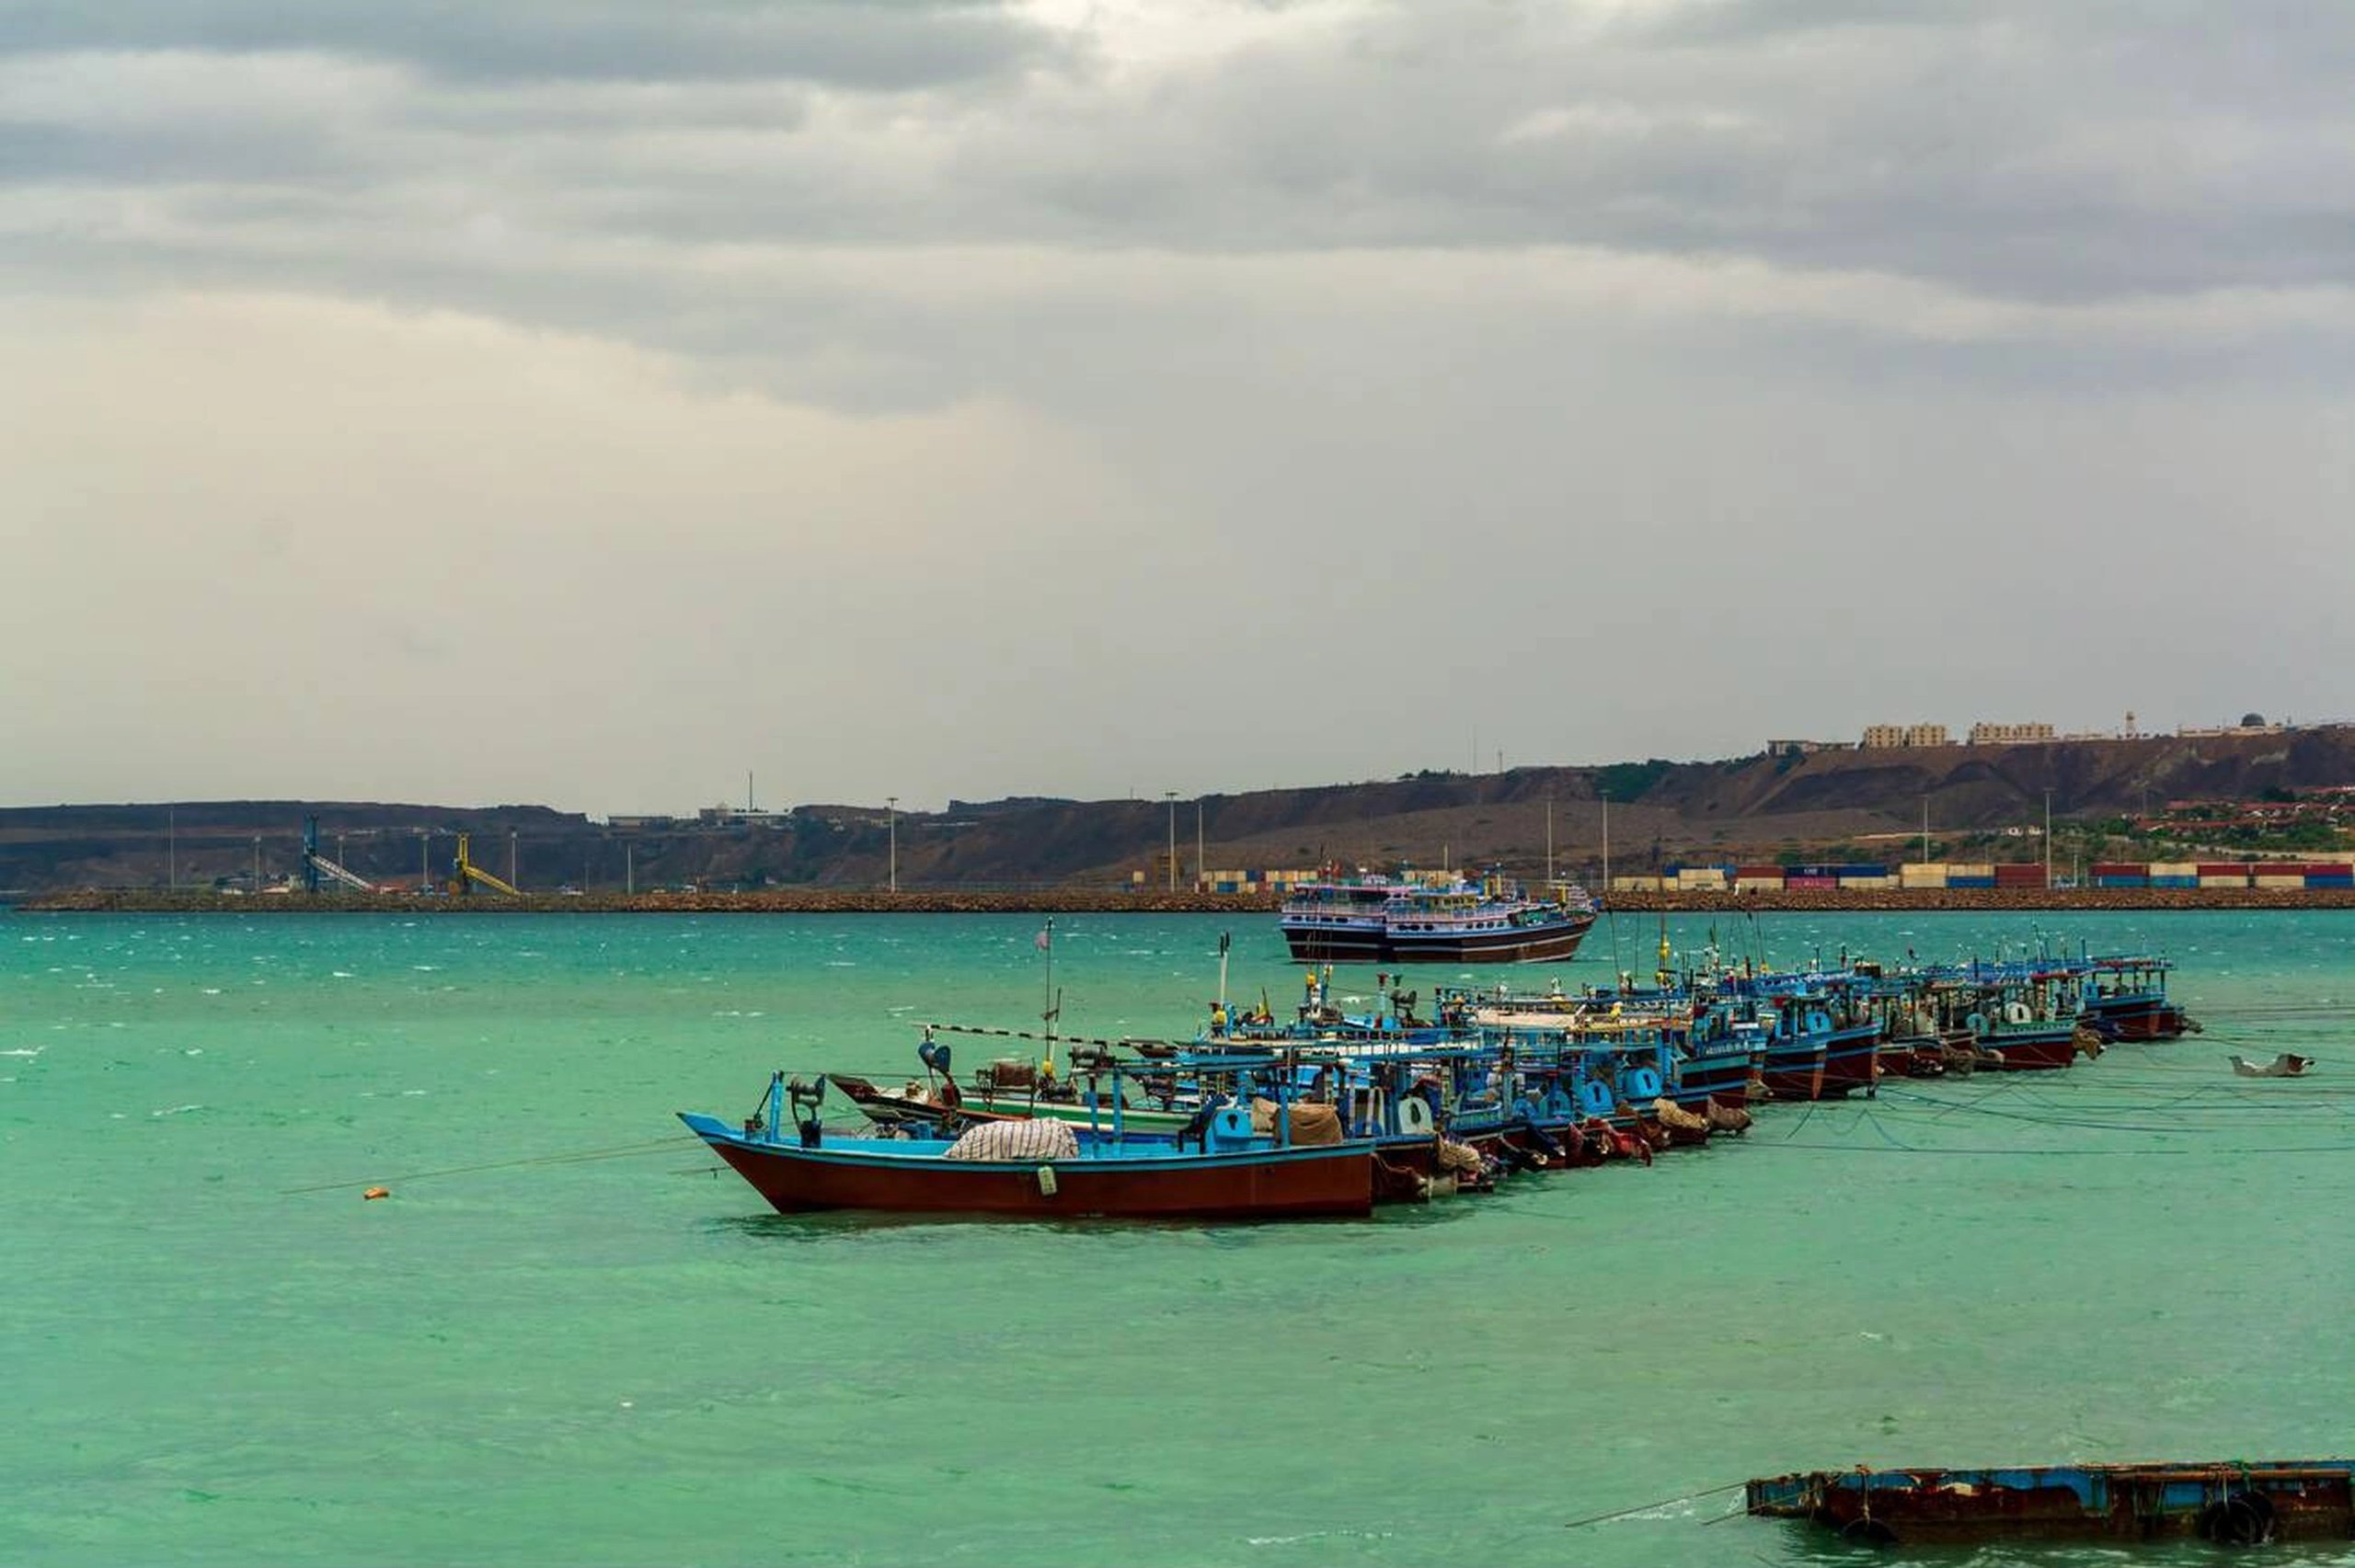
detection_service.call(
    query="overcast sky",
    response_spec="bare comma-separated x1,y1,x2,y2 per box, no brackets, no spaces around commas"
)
6,0,2351,815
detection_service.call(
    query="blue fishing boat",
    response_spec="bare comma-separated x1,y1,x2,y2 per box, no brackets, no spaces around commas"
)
1749,1459,2355,1546
1743,984,1882,1100
683,1068,1374,1219
1947,960,2087,1070
2081,954,2197,1041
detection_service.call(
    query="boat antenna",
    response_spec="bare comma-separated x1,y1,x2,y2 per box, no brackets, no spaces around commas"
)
1216,930,1231,1012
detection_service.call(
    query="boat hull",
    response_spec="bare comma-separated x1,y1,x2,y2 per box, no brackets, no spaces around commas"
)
1980,1024,2079,1070
1750,1461,2355,1546
1674,1050,1758,1109
2085,1001,2188,1041
681,1116,1373,1219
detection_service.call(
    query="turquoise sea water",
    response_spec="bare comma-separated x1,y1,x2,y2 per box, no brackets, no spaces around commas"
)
6,908,2354,1567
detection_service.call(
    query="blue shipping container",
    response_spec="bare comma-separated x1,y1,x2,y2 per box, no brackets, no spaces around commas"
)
2151,876,2199,887
2307,875,2354,888
1947,876,1996,888
2094,876,2150,887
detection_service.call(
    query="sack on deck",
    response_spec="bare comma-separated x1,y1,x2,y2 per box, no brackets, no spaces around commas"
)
1249,1098,1344,1145
941,1118,1079,1162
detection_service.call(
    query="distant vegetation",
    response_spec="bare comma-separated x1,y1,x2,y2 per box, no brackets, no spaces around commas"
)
1595,759,1674,802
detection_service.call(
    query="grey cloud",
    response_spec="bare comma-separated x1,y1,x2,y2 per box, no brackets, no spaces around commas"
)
4,3,2355,811
4,2,2352,310
0,1,1063,87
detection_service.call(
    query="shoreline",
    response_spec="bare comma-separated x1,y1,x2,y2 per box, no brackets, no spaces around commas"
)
17,887,2355,915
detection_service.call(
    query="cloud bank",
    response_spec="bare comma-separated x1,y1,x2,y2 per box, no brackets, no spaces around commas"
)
4,1,2350,811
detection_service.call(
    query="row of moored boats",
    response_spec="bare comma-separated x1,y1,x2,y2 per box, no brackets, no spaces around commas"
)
678,944,2193,1220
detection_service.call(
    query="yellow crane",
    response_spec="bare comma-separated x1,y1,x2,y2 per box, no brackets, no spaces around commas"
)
448,832,523,897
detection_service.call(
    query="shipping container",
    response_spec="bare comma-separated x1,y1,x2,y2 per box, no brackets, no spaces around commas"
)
1785,876,1837,890
1949,864,1995,878
1842,876,1899,890
2308,875,2355,889
2195,863,2252,878
2254,876,2306,889
1994,864,2050,886
1947,876,1996,888
2150,875,2199,888
2089,863,2147,877
1735,864,1782,879
2093,875,2150,888
2199,874,2250,889
2149,863,2198,877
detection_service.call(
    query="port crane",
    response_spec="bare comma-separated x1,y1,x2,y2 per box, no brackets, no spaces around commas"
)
301,816,379,894
448,832,523,897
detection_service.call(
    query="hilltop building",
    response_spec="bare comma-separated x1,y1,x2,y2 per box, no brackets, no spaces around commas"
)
1860,724,1951,749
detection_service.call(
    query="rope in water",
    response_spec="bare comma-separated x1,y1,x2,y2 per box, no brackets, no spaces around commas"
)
1561,1481,1745,1531
281,1137,685,1195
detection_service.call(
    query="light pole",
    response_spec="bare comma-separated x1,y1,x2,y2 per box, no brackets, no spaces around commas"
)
2044,789,2053,886
1165,792,1177,891
1195,798,1204,893
1601,792,1611,890
887,796,899,893
419,830,430,894
252,834,261,893
509,828,518,890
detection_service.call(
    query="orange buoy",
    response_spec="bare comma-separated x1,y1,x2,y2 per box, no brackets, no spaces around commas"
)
362,1186,391,1200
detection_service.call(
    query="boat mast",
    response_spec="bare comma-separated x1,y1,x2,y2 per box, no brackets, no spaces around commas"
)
1040,918,1058,1077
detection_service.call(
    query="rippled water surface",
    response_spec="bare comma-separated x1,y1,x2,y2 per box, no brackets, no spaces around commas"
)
6,908,2352,1566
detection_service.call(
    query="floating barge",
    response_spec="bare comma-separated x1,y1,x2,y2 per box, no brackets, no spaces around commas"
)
1747,1460,2355,1546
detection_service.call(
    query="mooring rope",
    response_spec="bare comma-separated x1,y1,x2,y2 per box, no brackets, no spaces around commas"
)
1561,1481,1746,1531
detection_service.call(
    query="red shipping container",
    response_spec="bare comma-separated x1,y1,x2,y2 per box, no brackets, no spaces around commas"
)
1735,865,1782,879
1786,876,1837,889
2089,863,2146,876
1993,864,2049,885
2196,863,2254,877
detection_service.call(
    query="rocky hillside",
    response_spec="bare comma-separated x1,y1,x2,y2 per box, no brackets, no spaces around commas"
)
6,727,2349,894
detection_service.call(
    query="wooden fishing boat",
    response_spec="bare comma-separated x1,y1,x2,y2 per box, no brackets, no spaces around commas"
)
1748,1459,2355,1546
1959,964,2085,1071
1755,993,1881,1100
2082,955,2197,1041
682,1073,1374,1219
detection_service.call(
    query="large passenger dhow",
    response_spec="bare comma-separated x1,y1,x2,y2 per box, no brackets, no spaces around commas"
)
1278,870,1597,965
